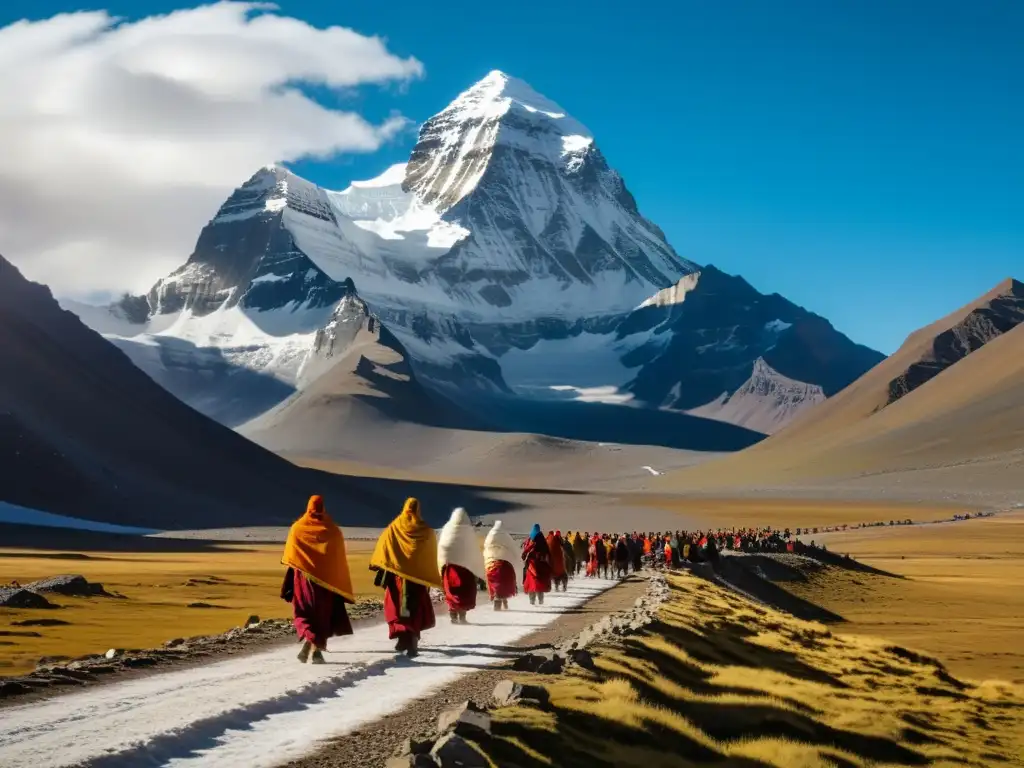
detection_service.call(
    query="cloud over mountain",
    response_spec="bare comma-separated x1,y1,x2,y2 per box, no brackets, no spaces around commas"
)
0,1,422,297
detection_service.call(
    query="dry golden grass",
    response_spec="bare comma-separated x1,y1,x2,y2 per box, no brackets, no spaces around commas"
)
475,573,1024,768
785,512,1024,684
626,495,966,529
0,541,376,676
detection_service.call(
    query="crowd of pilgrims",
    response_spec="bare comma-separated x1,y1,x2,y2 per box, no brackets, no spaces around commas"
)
278,494,807,663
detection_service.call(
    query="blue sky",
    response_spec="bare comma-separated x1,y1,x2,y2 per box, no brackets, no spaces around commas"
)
5,0,1022,353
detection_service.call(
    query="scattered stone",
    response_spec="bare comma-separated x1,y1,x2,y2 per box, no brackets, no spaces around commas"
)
492,680,550,708
164,638,185,648
105,648,125,660
431,733,489,768
25,574,109,597
0,588,56,609
244,614,260,627
511,648,564,674
437,701,491,738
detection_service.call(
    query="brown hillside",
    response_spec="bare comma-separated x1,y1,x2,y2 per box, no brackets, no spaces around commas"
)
658,280,1024,487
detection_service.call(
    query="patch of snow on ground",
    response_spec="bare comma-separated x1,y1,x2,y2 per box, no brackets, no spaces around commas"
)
0,578,614,768
549,385,635,405
0,502,159,535
641,466,662,476
764,319,793,333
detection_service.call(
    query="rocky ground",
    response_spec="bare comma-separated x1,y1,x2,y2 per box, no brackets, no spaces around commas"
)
284,575,663,768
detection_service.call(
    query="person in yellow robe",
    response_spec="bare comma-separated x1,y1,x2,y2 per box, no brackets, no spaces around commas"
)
371,498,442,658
280,495,355,664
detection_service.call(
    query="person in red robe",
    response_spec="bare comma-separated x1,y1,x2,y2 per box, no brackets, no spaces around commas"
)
280,495,356,664
484,521,518,610
522,524,552,604
371,498,442,658
437,508,485,623
547,530,568,592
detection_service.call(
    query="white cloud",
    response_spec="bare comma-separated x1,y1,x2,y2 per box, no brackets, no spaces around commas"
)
0,2,423,298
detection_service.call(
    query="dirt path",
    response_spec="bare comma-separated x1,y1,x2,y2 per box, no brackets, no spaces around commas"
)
285,575,649,768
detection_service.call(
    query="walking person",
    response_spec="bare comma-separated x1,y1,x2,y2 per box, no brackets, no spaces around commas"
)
547,530,568,592
484,521,518,610
522,524,552,604
437,507,485,624
371,498,441,658
281,495,356,664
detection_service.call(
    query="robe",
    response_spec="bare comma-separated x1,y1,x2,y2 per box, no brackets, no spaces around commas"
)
442,563,478,612
382,572,435,640
281,568,352,648
547,534,567,580
486,560,517,600
522,536,552,594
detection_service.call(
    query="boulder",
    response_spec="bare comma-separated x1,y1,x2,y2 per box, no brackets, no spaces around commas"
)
164,638,185,648
511,649,564,674
0,680,30,698
105,648,125,660
244,614,260,627
431,733,489,768
437,701,491,738
0,588,56,609
25,574,107,596
492,680,550,708
124,656,158,668
568,649,596,670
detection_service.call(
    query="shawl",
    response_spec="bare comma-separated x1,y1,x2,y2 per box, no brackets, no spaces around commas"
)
437,507,486,579
546,531,566,573
528,523,542,541
484,520,519,567
371,497,442,588
281,495,355,601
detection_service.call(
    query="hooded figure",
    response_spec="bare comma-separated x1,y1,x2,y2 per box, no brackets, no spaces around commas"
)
437,507,486,624
371,498,441,657
522,524,552,604
484,520,519,610
281,495,355,664
614,535,630,578
547,531,568,592
571,532,588,576
561,534,575,582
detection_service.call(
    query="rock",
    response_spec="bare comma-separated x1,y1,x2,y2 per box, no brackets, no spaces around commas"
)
25,574,108,597
244,614,260,627
164,638,185,648
437,701,491,738
394,737,435,757
512,648,563,674
431,733,489,768
536,654,564,675
36,655,70,668
568,649,596,670
105,648,125,660
492,680,550,708
0,588,56,609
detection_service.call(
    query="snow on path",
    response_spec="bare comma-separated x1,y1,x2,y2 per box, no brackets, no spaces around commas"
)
0,579,615,768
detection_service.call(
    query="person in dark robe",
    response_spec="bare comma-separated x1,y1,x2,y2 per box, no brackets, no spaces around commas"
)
371,498,442,658
614,536,630,578
572,532,589,576
594,532,609,578
522,524,552,604
280,495,355,664
561,534,576,582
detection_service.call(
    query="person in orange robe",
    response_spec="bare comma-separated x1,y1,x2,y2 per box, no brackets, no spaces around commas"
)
371,498,442,658
547,531,568,592
522,524,552,603
280,495,355,664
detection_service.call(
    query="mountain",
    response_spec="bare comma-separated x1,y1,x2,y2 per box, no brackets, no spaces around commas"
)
687,357,826,435
67,71,882,449
657,278,1024,489
0,255,513,529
